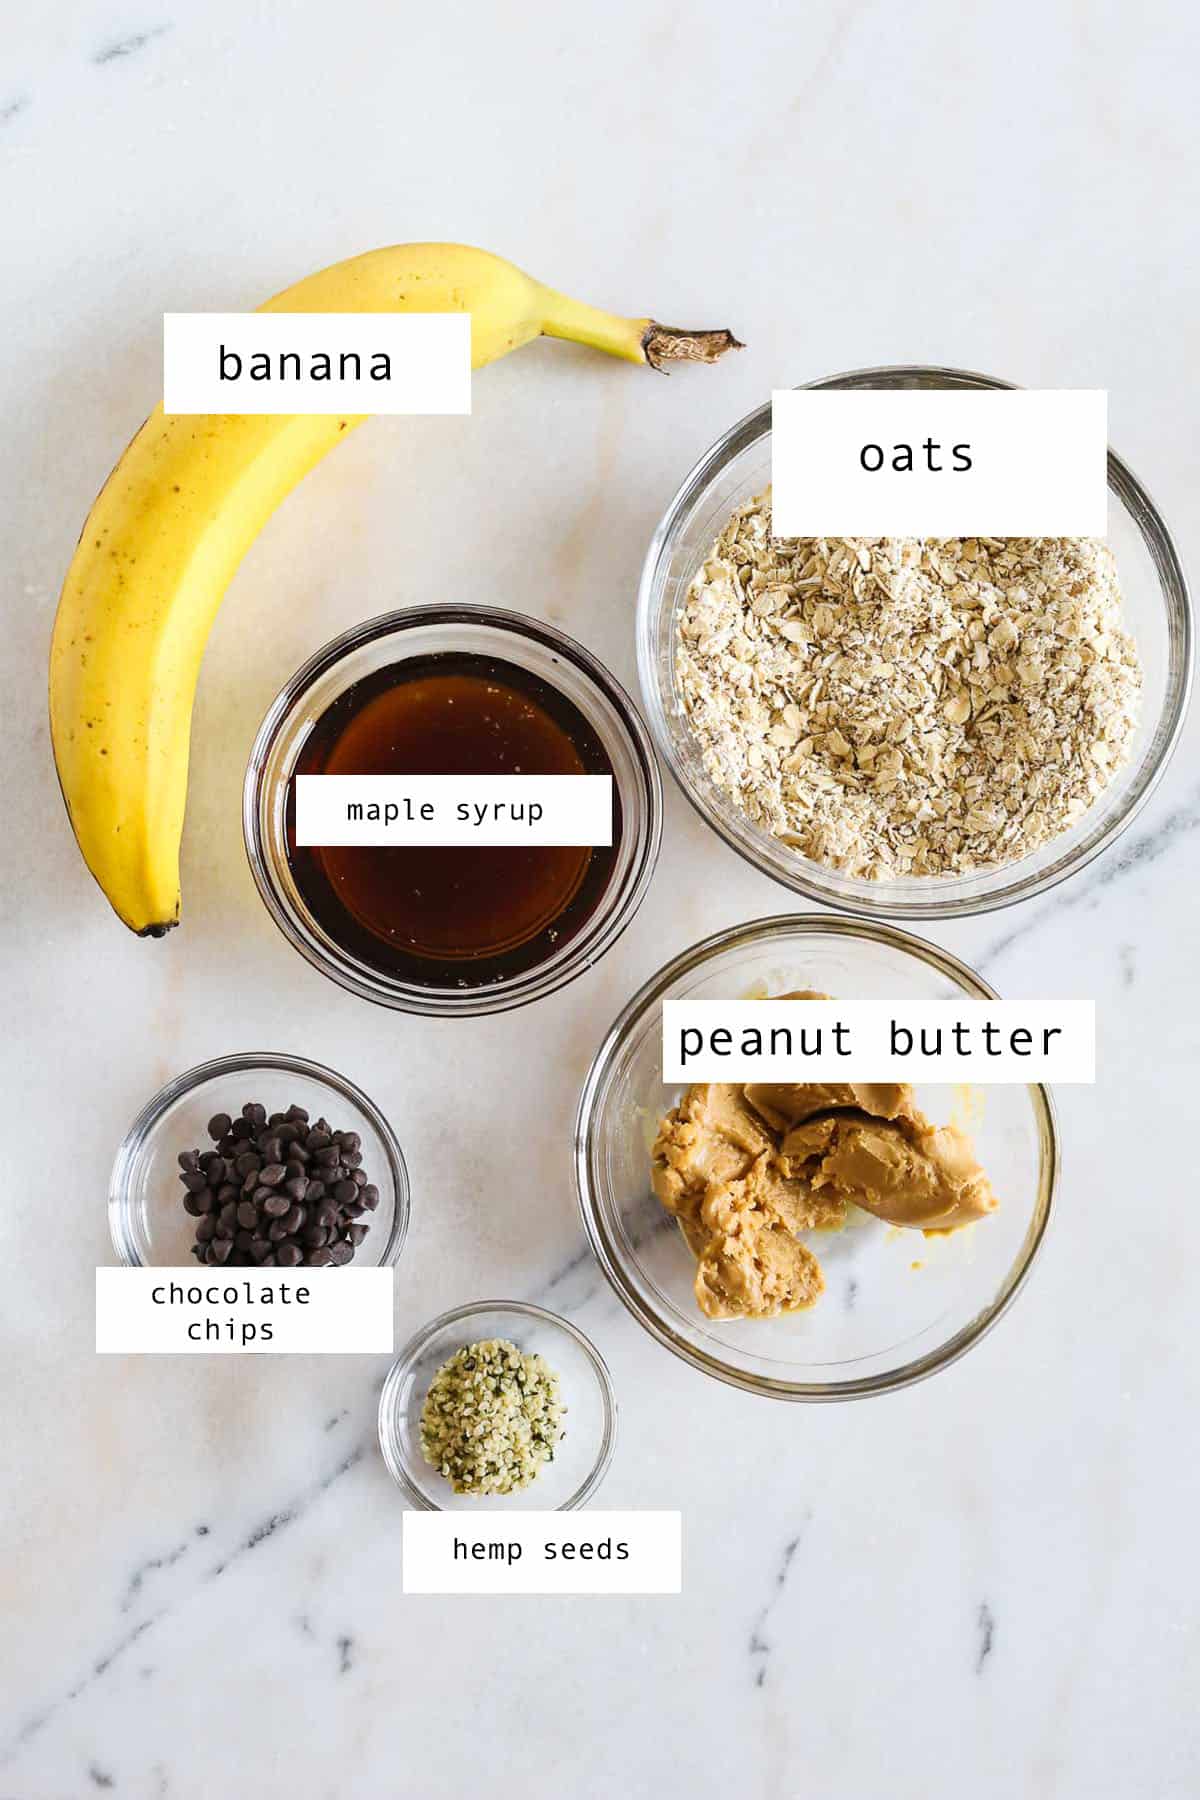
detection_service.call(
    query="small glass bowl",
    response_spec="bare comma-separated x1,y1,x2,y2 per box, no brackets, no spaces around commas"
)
637,364,1192,919
244,605,663,1017
378,1300,617,1510
575,915,1057,1401
109,1051,410,1268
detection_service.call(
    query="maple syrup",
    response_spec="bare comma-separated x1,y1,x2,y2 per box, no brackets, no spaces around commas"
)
286,653,620,986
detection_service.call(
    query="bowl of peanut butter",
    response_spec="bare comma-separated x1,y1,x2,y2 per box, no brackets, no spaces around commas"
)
574,916,1056,1400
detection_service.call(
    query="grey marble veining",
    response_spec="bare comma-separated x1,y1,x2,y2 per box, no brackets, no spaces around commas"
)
2,2,1198,1797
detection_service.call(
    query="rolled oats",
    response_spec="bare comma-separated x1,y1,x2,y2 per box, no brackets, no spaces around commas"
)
676,492,1142,879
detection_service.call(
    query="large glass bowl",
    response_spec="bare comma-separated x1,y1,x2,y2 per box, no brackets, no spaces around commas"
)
637,365,1192,919
575,916,1057,1400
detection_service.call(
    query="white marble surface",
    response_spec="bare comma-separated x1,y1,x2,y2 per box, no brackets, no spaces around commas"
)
3,2,1199,1795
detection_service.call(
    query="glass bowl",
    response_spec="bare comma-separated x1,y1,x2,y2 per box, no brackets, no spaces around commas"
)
637,364,1192,919
245,605,662,1016
575,915,1057,1400
378,1300,617,1510
109,1051,410,1268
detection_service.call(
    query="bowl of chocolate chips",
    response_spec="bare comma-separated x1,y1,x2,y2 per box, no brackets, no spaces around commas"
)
109,1051,409,1268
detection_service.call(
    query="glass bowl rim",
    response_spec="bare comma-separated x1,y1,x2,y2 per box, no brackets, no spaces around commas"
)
243,602,664,1018
108,1048,411,1268
573,911,1059,1402
636,362,1193,921
378,1298,619,1510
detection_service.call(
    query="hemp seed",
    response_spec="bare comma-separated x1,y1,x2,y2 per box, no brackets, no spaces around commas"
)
419,1338,565,1496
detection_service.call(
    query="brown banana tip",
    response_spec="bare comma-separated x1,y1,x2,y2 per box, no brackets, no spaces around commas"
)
642,323,744,372
136,919,179,938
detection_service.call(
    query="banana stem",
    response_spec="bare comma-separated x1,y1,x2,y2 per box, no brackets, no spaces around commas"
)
537,285,742,370
640,322,745,371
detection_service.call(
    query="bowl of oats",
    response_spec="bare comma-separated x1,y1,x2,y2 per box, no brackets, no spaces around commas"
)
378,1300,617,1509
637,366,1191,917
574,915,1058,1400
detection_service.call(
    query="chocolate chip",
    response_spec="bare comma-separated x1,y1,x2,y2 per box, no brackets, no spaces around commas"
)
177,1099,378,1268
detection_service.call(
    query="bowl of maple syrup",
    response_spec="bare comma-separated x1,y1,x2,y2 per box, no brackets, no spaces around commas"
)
244,606,663,1016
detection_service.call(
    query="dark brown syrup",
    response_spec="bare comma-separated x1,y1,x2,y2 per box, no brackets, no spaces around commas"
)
286,652,620,987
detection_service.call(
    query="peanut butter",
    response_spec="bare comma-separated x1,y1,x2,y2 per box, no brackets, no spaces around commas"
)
651,1040,999,1320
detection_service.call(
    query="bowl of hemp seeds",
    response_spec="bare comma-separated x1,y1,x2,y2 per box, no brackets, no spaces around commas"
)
637,365,1192,919
378,1301,617,1510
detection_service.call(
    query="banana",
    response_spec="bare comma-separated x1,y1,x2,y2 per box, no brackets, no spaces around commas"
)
49,243,739,935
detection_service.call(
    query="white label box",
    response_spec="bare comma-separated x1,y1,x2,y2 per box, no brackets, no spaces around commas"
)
402,1511,682,1594
662,1000,1095,1084
163,312,471,414
294,774,613,847
771,389,1107,536
95,1267,394,1353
